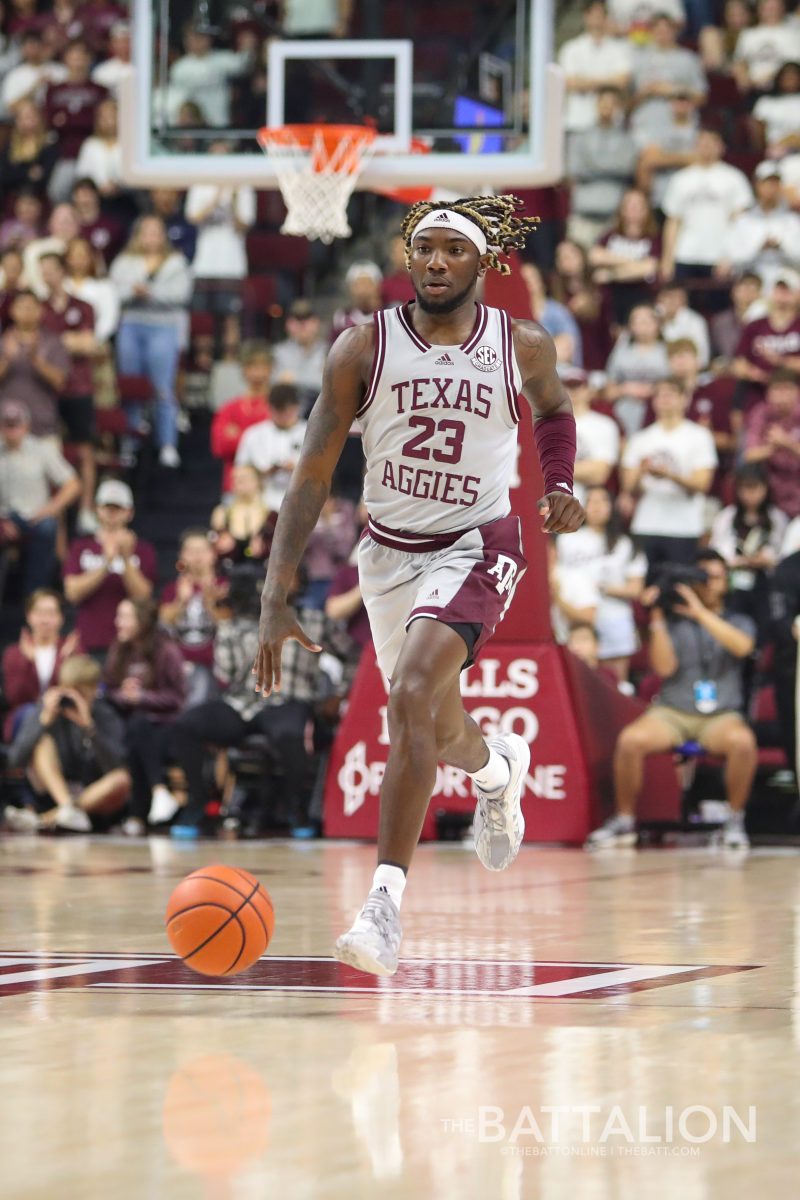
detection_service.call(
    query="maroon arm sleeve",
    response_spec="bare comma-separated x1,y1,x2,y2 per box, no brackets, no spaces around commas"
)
532,412,577,496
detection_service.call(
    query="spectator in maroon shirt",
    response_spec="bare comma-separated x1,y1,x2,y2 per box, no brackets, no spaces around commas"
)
0,190,42,253
744,369,800,517
44,39,108,199
1,588,80,739
325,503,371,651
0,290,69,438
70,177,124,265
78,0,127,55
40,251,98,531
0,248,23,326
331,261,382,341
734,274,800,410
63,478,157,654
7,0,44,40
102,597,186,835
550,239,614,371
40,0,87,57
669,338,739,497
589,188,662,327
380,235,415,308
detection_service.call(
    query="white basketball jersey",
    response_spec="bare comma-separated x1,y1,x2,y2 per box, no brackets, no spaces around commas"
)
356,302,523,542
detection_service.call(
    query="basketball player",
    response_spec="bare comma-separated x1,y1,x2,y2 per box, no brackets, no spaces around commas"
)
253,196,584,976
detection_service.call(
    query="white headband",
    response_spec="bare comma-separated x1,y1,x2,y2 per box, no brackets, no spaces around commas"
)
411,209,488,255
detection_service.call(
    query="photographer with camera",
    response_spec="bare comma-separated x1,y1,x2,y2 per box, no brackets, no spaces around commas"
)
7,655,130,833
586,549,758,849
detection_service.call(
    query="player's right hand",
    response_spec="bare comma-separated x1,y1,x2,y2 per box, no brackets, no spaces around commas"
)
253,604,322,696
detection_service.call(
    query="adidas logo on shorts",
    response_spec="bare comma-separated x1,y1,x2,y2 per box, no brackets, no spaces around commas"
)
434,353,454,366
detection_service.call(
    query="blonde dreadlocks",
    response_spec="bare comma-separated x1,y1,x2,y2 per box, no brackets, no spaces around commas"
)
400,194,539,276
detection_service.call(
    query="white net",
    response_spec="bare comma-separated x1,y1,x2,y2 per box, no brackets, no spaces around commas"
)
259,126,377,244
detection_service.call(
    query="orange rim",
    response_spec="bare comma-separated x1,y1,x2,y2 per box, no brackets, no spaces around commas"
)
257,123,377,173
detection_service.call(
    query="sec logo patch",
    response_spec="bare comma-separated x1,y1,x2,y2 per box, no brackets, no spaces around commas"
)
471,345,502,372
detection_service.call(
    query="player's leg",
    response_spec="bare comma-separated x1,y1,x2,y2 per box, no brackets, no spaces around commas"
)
433,669,530,872
77,768,131,817
700,714,758,849
585,710,677,848
334,619,468,976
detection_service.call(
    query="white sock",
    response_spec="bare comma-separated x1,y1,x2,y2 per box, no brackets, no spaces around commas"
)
468,747,510,794
372,864,406,910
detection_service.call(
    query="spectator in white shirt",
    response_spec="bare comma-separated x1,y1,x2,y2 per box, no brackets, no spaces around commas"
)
169,25,256,128
235,383,308,512
656,282,711,367
733,0,800,93
723,161,800,291
74,98,123,198
753,61,800,159
555,485,646,681
1,31,67,112
91,22,131,97
185,143,256,310
629,14,706,146
620,376,718,577
22,202,80,298
63,235,119,343
563,367,621,505
661,128,753,282
558,1,632,134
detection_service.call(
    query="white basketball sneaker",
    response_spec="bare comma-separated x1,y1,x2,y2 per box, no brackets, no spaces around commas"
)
473,734,529,871
334,889,403,977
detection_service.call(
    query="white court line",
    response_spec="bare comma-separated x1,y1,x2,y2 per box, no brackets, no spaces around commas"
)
0,959,164,985
508,964,693,996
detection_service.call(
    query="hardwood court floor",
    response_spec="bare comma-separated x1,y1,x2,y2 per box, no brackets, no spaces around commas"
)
1,837,798,1200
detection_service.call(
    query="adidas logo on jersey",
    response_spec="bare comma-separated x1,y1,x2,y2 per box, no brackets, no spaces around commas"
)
426,588,440,599
434,352,454,366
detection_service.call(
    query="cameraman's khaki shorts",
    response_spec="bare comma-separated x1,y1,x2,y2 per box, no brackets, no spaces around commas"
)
647,705,745,747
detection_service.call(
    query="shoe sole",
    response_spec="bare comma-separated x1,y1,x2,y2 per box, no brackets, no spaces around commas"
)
333,937,398,978
475,733,529,871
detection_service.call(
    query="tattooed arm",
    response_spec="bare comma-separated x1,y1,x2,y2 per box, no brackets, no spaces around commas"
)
254,324,372,694
512,319,584,535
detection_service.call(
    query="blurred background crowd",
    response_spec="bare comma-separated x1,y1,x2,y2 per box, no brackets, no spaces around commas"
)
1,0,800,840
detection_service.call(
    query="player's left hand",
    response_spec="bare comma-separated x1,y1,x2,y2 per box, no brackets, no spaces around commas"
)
537,492,585,534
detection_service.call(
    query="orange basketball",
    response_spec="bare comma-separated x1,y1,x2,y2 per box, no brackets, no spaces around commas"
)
165,865,275,976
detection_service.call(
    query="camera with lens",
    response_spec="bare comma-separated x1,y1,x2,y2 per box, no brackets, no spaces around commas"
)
57,695,77,712
652,562,709,614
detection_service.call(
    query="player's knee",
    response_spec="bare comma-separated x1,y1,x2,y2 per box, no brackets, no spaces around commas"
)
388,671,436,728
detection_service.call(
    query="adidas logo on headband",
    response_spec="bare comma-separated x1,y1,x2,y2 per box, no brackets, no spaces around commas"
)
434,212,450,221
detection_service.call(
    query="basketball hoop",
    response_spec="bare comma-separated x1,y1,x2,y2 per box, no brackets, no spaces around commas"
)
257,123,378,244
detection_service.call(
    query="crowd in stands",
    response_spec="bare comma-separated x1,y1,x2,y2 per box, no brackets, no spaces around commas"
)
1,0,800,842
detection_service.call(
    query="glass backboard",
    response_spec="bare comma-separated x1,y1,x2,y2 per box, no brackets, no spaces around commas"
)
120,0,562,191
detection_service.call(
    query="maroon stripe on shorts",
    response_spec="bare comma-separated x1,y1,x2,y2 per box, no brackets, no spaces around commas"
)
367,515,469,553
356,310,386,418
